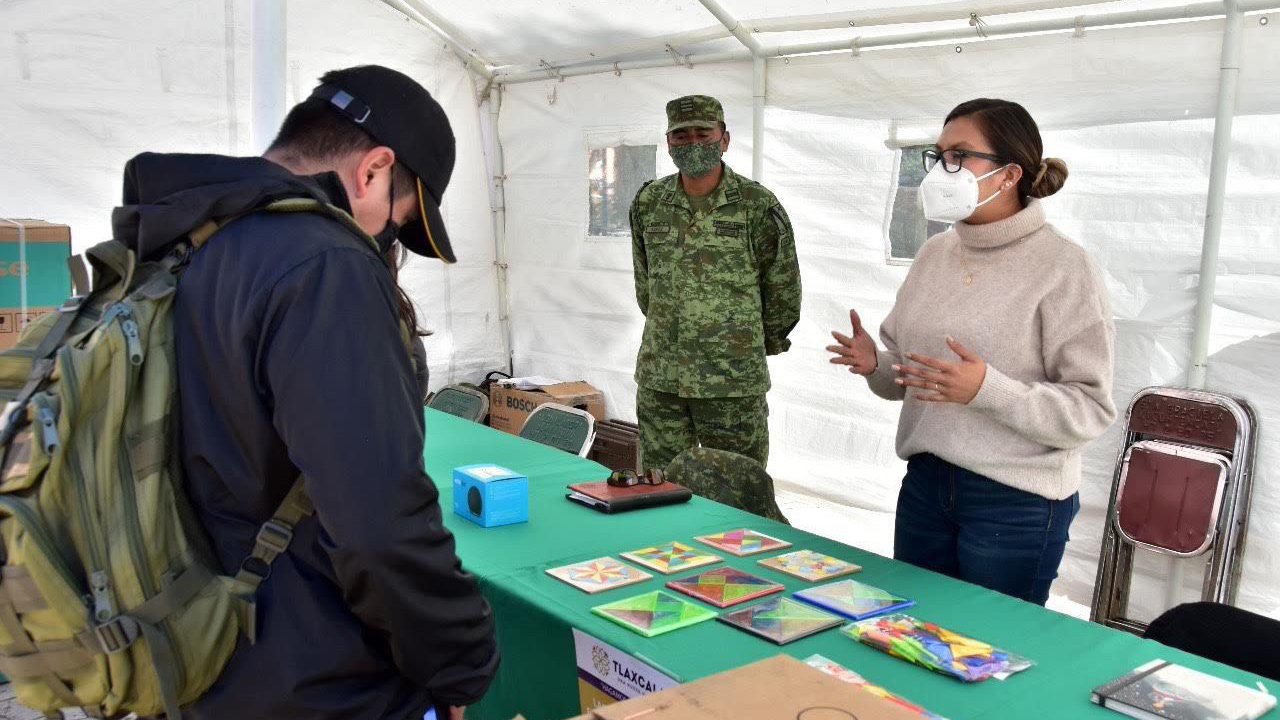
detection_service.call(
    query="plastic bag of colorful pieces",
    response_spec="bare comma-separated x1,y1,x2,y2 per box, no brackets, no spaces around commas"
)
843,613,1034,682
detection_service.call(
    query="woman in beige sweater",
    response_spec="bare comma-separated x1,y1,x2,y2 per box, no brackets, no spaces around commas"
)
827,98,1116,605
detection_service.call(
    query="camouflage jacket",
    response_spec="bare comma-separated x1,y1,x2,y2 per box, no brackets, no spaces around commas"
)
631,164,802,398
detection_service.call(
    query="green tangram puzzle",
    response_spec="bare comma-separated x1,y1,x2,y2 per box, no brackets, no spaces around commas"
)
694,528,792,556
666,567,784,607
621,541,722,574
718,596,843,644
592,590,718,637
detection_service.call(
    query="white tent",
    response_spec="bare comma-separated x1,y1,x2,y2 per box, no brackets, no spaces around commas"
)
3,0,1278,623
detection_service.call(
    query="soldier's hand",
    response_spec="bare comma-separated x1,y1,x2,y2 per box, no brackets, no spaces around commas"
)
827,309,879,375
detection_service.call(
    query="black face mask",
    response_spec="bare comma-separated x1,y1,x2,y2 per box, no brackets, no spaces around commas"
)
371,171,400,254
372,220,400,255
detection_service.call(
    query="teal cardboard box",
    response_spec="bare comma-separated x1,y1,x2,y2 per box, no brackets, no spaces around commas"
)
0,219,73,350
453,464,528,527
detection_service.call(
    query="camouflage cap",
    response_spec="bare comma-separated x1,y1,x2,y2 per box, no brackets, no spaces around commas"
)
665,95,724,134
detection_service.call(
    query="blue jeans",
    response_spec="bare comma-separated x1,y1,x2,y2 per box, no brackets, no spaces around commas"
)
893,453,1079,606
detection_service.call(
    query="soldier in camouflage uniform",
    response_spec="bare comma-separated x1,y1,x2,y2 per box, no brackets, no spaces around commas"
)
631,94,802,472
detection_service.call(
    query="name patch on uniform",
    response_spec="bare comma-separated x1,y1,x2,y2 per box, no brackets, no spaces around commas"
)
713,220,746,238
645,223,671,234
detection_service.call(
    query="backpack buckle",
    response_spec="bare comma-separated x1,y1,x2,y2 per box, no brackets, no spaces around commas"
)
255,520,294,557
93,615,140,654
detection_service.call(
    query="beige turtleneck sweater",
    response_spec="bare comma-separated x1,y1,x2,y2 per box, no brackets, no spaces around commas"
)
865,199,1117,500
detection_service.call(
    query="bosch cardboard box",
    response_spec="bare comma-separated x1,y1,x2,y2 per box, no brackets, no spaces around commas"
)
0,220,73,351
452,464,529,527
489,379,606,435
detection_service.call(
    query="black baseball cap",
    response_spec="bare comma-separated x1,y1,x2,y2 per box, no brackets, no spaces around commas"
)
309,65,457,263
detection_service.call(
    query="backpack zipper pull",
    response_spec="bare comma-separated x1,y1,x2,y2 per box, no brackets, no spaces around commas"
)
121,317,143,365
109,303,144,365
90,570,115,623
35,400,60,452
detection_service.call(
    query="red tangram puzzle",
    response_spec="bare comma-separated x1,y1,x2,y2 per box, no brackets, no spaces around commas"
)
666,567,784,607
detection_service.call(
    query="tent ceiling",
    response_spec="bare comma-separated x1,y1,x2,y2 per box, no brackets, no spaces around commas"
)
428,0,1228,68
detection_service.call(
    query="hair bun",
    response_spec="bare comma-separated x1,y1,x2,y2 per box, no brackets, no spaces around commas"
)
1030,157,1068,198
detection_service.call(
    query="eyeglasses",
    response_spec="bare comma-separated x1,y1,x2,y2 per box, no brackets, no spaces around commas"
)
922,147,1006,174
606,468,667,487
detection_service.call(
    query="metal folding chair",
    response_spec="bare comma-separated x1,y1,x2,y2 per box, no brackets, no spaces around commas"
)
518,402,596,457
1092,387,1258,635
426,384,489,423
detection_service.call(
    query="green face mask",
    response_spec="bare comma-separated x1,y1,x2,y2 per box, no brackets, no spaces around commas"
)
669,139,723,177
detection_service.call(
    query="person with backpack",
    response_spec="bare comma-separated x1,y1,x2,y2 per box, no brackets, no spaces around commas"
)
0,65,497,720
173,65,497,719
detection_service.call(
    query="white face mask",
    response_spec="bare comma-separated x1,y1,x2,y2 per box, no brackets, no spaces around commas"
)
918,162,1010,223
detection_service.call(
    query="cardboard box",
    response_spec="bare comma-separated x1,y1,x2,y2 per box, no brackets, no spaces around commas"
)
489,380,606,435
560,655,921,720
452,464,529,527
0,220,73,351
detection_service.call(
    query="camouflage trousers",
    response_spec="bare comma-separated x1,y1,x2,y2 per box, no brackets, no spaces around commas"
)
636,387,769,471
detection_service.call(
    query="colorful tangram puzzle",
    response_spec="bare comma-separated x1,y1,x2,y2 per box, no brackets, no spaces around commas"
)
717,596,843,644
621,541,722,575
665,567,784,608
693,528,792,556
804,654,950,720
591,590,717,637
545,556,652,594
794,578,915,620
756,549,862,581
843,614,1034,682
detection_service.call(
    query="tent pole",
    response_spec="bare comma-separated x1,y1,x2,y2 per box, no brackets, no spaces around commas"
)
694,0,767,181
752,55,766,181
250,0,287,154
1167,0,1244,612
495,1,1277,85
379,0,494,79
695,0,765,55
1188,0,1244,391
487,86,514,374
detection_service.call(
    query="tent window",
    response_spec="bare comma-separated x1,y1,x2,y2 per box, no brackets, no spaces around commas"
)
588,144,656,238
888,144,949,261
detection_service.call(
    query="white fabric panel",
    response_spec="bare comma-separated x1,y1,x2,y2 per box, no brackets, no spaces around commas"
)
500,30,1280,619
769,19,1280,128
446,0,1156,67
0,0,505,392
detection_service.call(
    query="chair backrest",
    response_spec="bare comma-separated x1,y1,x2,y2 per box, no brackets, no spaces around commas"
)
1145,602,1280,682
1092,387,1258,636
427,384,489,423
518,402,596,456
666,447,789,524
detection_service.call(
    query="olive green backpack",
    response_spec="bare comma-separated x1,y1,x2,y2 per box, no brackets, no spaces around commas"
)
0,199,375,719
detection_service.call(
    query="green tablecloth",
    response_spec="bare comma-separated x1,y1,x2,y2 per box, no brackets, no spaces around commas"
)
424,409,1273,720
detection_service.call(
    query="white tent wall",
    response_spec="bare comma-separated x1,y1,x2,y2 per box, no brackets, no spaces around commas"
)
499,16,1280,619
0,0,505,389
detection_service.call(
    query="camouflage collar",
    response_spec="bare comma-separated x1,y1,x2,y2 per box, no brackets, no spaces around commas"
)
657,164,745,214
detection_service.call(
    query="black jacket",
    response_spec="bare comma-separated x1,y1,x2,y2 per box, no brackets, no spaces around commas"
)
112,153,498,719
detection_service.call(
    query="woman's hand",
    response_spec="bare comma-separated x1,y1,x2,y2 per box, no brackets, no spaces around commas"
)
894,336,987,404
827,309,879,375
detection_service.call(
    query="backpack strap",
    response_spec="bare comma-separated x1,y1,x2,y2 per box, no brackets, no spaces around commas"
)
230,476,314,646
